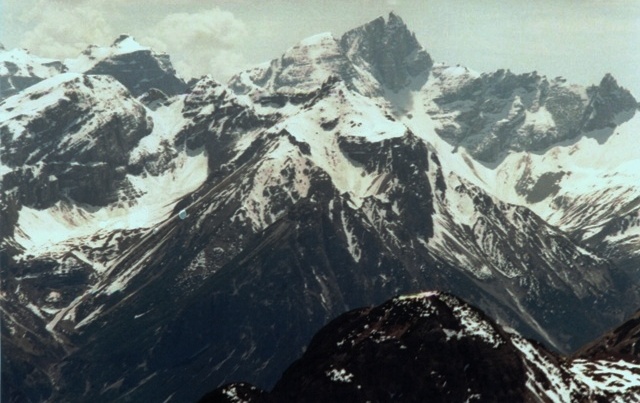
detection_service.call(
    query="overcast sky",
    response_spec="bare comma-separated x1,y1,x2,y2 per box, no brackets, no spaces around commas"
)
2,0,639,96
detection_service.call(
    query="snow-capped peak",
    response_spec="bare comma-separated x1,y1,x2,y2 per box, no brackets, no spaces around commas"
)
0,47,68,99
111,34,148,52
65,34,149,73
0,47,62,75
229,13,433,98
228,30,365,96
297,32,335,48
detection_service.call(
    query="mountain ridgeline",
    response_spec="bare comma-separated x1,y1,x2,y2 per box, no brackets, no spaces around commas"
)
201,292,640,402
1,12,639,403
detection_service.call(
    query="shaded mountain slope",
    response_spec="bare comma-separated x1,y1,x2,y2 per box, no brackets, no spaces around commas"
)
201,292,640,403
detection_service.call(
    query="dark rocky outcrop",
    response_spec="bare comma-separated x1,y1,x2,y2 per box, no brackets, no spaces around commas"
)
229,13,432,97
577,309,640,362
85,35,187,96
581,73,639,132
200,292,640,402
0,48,67,100
340,12,433,91
430,69,638,162
269,292,528,402
138,88,170,110
0,73,151,244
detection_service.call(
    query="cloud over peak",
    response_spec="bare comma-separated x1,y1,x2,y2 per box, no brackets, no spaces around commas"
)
12,1,249,81
143,8,249,80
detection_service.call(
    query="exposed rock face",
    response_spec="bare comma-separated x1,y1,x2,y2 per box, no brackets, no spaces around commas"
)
0,48,67,100
577,309,640,362
176,75,267,157
0,73,152,209
582,73,639,132
340,12,433,92
428,67,638,162
138,87,170,110
83,35,188,96
229,13,432,96
232,32,360,95
202,292,640,402
270,292,529,402
0,35,187,102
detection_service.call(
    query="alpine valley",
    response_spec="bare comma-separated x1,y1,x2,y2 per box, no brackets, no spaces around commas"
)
1,13,639,402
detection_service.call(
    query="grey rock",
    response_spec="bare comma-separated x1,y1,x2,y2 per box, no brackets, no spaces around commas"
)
429,69,637,162
229,13,433,97
85,35,187,96
340,12,433,91
0,74,151,212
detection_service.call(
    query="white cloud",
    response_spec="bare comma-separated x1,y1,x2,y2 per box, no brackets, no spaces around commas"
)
10,2,249,81
142,7,249,80
19,1,116,58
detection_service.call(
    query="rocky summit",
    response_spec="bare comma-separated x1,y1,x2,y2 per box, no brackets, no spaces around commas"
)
200,292,640,402
1,12,639,403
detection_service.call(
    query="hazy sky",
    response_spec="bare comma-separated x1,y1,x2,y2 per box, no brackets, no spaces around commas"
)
2,0,639,96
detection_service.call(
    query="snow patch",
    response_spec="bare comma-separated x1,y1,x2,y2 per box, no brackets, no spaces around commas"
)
75,305,104,329
326,368,354,383
65,36,150,72
397,291,440,300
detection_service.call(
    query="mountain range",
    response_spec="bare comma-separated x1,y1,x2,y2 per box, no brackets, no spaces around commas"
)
1,12,639,402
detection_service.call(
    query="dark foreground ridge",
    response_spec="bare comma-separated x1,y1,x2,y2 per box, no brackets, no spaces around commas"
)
200,291,640,403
